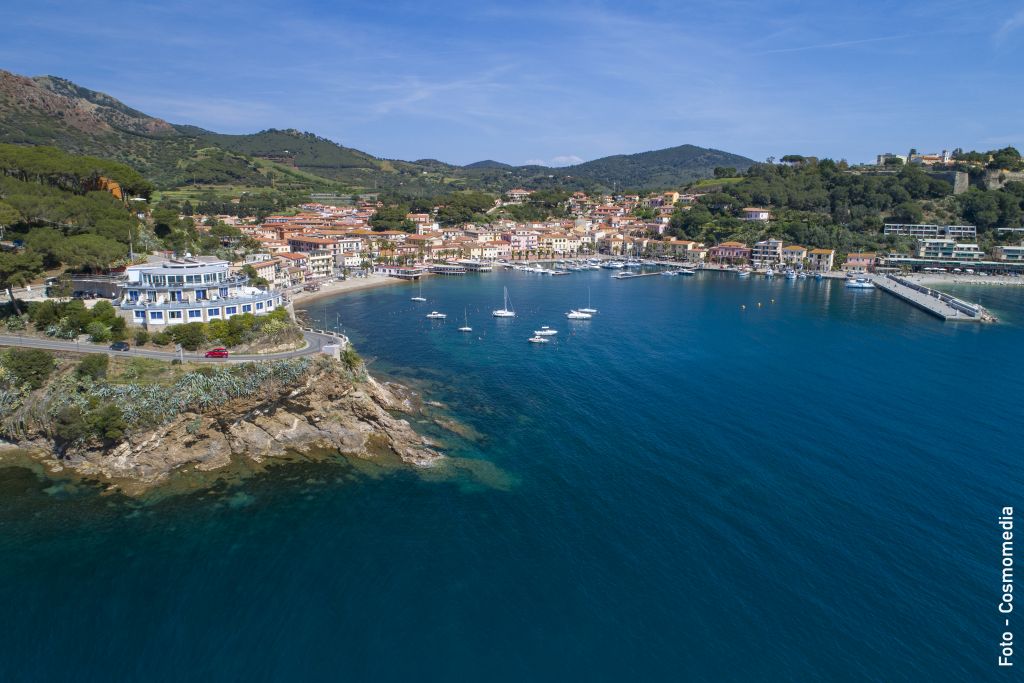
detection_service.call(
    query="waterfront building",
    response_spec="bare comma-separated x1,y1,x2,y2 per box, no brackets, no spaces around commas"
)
708,241,750,264
119,256,282,329
841,253,877,274
994,245,1024,262
807,248,835,272
751,238,783,267
883,224,977,240
916,239,985,261
781,245,807,264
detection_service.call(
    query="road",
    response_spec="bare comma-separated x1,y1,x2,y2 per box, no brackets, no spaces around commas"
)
0,330,343,363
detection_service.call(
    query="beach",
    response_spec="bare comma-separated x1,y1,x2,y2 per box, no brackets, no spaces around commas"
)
288,273,407,308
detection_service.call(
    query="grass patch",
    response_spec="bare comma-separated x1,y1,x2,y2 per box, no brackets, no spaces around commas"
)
107,356,198,386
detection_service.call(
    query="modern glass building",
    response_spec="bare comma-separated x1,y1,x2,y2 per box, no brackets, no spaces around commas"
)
118,257,283,328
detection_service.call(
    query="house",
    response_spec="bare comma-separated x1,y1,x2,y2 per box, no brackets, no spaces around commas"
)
751,238,783,266
250,259,279,288
708,241,750,263
505,188,532,203
842,252,877,273
781,245,807,264
741,207,771,221
118,256,283,329
807,248,835,272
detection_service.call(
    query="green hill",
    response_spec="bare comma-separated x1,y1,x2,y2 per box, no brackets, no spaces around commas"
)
0,69,755,195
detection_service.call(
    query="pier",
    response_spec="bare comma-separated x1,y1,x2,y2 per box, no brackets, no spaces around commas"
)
870,274,992,322
430,264,467,275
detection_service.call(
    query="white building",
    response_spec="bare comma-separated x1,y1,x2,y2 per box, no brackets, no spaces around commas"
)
916,239,985,261
751,238,783,266
119,256,282,329
884,224,977,240
741,207,771,221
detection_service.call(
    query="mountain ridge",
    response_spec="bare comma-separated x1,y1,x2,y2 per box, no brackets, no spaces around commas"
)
0,69,755,194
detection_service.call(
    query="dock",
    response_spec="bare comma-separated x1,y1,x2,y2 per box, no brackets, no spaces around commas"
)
612,271,664,280
870,274,992,322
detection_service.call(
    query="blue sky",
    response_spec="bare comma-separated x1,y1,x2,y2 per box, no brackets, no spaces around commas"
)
1,0,1022,166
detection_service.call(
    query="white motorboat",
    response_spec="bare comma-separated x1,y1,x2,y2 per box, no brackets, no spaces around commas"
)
785,269,797,279
425,311,447,319
492,286,516,317
844,277,875,289
528,336,550,344
678,268,696,275
533,326,558,336
566,310,592,319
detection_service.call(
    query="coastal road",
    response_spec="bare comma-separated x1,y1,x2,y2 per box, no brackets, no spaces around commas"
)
0,330,343,363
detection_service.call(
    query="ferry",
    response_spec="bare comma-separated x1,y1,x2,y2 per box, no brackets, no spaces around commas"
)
844,277,875,289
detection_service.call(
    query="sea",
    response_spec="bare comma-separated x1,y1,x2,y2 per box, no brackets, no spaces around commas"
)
1,269,1021,682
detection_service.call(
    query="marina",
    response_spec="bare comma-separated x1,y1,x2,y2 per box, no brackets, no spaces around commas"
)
870,274,993,322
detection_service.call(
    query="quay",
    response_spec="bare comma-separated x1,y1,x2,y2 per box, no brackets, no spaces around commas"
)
870,274,993,322
612,271,664,280
430,264,467,275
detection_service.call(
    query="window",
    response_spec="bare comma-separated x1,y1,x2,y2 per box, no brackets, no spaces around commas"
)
209,308,220,317
188,310,202,319
149,311,163,320
242,304,252,312
255,302,264,310
225,306,237,315
169,311,183,320
133,310,145,320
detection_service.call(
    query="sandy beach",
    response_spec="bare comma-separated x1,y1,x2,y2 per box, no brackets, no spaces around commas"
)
288,274,408,309
903,273,1024,287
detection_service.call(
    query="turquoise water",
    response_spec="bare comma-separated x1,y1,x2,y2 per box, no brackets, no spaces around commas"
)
2,271,1021,681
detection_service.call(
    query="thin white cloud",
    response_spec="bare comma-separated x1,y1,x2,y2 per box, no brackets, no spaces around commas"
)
753,34,913,55
550,155,584,166
994,9,1024,45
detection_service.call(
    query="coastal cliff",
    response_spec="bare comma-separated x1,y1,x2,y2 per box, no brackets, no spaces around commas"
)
1,354,444,492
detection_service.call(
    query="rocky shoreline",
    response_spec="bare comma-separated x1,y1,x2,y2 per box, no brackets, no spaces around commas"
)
2,358,447,495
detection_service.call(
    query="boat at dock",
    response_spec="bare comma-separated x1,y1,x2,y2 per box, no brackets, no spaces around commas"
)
492,286,516,317
678,268,696,276
845,278,875,289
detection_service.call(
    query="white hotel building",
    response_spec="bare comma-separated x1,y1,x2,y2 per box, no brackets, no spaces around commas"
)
118,257,283,329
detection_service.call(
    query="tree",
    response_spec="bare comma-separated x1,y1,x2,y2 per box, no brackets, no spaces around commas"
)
888,201,923,225
76,354,109,381
959,190,1001,230
370,205,414,232
0,251,43,315
58,234,127,271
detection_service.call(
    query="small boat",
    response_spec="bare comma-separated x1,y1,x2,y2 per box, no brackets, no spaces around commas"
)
410,280,426,302
765,267,775,278
528,336,550,344
678,268,696,276
566,310,592,319
579,288,598,314
737,269,751,278
785,269,797,279
426,311,447,319
492,286,516,317
661,270,678,276
798,272,808,279
533,326,558,336
814,272,823,280
845,277,875,289
458,308,472,332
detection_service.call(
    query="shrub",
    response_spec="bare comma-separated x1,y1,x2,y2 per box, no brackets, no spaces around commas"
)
109,317,127,341
133,329,150,346
167,322,207,351
1,348,55,389
152,332,171,346
76,354,109,381
5,315,26,331
85,321,112,343
89,404,127,445
341,346,361,371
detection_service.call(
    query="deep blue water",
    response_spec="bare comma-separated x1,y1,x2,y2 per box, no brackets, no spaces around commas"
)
2,271,1022,682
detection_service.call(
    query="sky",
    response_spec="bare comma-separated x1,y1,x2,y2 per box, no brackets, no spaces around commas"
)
1,0,1022,166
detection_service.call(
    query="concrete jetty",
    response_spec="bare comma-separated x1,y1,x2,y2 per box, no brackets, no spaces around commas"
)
870,274,993,322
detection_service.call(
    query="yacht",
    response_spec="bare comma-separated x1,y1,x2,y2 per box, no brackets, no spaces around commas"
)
425,311,447,319
458,308,472,332
410,279,426,302
678,268,696,276
492,286,516,317
566,309,592,320
533,326,558,336
845,277,875,289
578,288,598,314
528,336,550,344
737,268,751,278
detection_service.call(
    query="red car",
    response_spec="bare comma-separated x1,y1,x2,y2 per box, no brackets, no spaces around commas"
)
204,347,229,358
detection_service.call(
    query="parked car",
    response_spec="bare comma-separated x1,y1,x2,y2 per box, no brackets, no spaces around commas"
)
204,347,229,358
109,341,130,351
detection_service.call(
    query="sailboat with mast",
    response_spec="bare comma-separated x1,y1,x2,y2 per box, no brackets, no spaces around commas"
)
579,287,598,314
410,278,426,302
492,286,516,317
458,308,473,332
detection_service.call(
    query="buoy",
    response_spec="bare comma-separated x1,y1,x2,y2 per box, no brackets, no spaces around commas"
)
757,302,762,307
